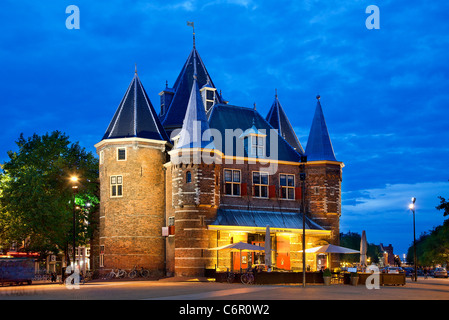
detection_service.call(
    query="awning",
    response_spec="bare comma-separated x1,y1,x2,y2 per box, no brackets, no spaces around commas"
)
208,208,330,235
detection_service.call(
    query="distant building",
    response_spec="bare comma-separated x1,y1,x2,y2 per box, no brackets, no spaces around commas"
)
380,243,395,266
91,35,344,277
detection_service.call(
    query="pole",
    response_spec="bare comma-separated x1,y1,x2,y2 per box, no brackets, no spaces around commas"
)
300,155,307,287
72,189,76,271
410,197,417,282
413,207,417,282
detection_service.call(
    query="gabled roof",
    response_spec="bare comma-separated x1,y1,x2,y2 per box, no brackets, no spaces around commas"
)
176,76,214,149
266,94,305,154
160,48,222,131
102,73,169,141
305,97,337,161
207,104,302,162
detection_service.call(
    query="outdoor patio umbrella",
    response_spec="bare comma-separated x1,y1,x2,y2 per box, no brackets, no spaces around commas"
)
208,241,265,273
265,225,271,272
300,244,359,270
302,244,360,254
360,230,367,267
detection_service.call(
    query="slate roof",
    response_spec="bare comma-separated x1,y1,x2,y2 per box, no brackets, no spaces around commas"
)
102,73,169,141
176,76,214,149
160,48,222,133
211,208,326,231
207,103,302,162
305,97,337,161
266,94,305,154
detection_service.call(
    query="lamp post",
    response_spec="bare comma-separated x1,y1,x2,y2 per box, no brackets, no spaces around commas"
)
409,197,417,282
70,176,79,270
300,155,307,287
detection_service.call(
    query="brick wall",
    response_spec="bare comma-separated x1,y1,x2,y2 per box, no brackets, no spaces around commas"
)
96,139,168,275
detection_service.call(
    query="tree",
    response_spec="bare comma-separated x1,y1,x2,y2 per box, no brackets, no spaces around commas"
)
0,131,98,262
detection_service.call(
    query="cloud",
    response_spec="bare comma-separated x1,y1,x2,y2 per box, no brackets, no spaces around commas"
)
341,181,449,253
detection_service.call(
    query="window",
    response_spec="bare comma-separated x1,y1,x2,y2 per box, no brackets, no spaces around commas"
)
253,172,268,198
99,150,104,165
100,245,104,268
110,175,123,197
186,171,192,183
280,174,295,200
117,148,126,161
168,216,175,226
313,186,320,195
251,136,265,158
224,169,241,196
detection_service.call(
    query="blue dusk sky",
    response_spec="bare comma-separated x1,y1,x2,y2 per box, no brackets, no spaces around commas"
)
1,1,448,255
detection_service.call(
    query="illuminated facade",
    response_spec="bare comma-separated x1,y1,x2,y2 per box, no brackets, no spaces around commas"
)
92,40,343,277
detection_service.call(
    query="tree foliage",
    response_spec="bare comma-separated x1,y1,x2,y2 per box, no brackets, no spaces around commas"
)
0,131,98,259
406,186,449,266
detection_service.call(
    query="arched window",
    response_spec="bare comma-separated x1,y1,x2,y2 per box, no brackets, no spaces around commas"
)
186,171,192,183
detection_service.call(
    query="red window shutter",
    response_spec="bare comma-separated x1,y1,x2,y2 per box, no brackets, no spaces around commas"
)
169,225,175,235
241,183,247,196
295,187,302,200
269,185,276,198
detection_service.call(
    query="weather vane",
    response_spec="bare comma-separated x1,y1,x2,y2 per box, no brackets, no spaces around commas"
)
187,21,195,48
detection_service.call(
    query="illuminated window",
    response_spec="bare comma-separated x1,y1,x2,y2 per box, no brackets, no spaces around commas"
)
224,169,241,196
251,136,265,158
280,174,295,199
253,171,268,198
110,175,123,197
186,171,192,183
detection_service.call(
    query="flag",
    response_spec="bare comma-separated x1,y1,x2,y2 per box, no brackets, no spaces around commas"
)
187,21,194,27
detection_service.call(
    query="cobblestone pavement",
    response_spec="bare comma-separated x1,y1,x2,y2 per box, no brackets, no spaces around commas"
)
0,277,448,300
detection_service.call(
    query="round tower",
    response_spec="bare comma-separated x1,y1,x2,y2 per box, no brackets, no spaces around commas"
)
94,72,170,276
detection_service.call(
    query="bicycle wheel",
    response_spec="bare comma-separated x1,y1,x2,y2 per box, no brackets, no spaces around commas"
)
141,269,150,278
241,274,248,285
227,273,235,284
129,270,137,279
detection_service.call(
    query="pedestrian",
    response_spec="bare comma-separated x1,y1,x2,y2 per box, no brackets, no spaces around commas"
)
424,267,428,279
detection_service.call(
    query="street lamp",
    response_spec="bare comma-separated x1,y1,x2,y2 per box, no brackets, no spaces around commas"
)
409,197,417,282
70,176,79,270
300,155,307,287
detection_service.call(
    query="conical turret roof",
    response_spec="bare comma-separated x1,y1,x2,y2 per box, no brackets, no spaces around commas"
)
305,96,337,161
160,48,222,132
102,72,169,141
266,93,304,154
176,76,214,149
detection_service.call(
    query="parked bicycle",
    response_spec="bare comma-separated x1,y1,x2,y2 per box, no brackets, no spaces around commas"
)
105,268,127,279
240,268,254,285
226,268,235,284
128,266,150,279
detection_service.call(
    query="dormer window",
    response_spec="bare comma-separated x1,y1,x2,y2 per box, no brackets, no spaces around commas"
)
239,122,267,158
251,135,265,158
200,81,216,112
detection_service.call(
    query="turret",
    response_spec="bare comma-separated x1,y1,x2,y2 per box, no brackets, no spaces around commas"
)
94,70,170,276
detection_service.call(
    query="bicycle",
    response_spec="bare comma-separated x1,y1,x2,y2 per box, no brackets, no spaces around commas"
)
128,266,150,279
240,268,254,285
106,268,127,279
226,269,235,284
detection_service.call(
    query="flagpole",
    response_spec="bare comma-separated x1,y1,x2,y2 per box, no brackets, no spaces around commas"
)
187,21,195,48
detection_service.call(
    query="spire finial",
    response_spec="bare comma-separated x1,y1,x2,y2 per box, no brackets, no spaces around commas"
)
253,102,256,110
316,94,320,100
135,63,137,75
275,88,278,98
187,21,195,49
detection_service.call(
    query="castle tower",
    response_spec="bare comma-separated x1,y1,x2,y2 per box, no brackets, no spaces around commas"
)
305,96,343,266
94,71,170,275
167,75,220,277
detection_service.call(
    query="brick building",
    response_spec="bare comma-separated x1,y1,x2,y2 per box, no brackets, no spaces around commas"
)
92,39,344,277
